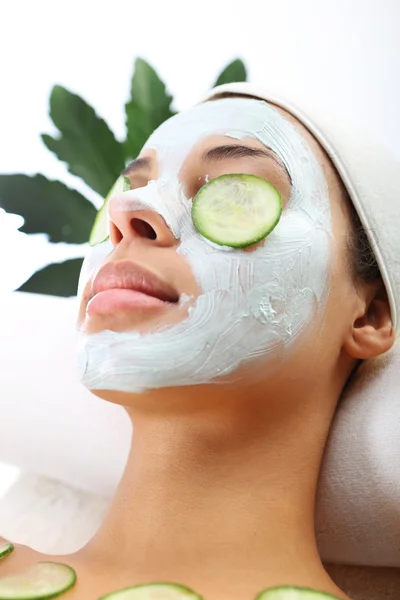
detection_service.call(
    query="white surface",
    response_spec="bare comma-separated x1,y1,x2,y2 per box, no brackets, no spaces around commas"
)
0,472,109,553
0,292,132,499
0,463,20,499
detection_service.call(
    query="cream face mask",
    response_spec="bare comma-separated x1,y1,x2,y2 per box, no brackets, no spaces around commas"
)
76,98,334,393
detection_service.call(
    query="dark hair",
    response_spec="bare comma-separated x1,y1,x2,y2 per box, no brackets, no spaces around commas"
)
344,191,382,287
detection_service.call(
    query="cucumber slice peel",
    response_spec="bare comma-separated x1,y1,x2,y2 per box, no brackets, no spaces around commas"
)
192,174,282,248
89,174,130,246
0,562,76,599
98,582,203,600
0,544,14,560
99,582,340,600
254,585,342,599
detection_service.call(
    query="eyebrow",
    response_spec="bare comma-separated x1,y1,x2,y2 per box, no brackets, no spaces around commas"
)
122,157,152,176
202,144,292,185
122,145,292,185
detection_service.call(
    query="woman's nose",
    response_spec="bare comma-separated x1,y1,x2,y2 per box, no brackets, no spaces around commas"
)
108,203,177,248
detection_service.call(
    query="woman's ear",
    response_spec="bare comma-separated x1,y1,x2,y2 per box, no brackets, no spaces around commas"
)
344,282,396,360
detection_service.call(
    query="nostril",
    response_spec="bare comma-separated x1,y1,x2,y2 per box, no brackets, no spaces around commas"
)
131,218,157,240
110,222,123,245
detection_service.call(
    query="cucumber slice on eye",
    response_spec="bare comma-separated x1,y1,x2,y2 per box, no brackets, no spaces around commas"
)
0,544,14,560
191,173,282,248
0,562,76,599
254,585,342,599
98,582,203,600
89,174,130,246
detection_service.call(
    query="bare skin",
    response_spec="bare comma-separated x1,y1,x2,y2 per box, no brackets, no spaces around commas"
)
0,102,395,600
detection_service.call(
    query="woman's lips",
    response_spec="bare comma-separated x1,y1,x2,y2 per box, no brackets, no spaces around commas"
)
86,260,180,317
87,288,170,316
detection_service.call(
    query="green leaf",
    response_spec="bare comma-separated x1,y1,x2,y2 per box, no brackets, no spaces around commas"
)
18,258,84,297
0,174,97,243
42,85,125,197
125,58,176,160
213,59,247,87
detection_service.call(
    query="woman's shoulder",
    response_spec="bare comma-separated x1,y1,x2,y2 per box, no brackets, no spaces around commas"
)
0,536,46,576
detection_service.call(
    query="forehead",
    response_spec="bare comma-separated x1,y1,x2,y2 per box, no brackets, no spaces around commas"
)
142,98,307,176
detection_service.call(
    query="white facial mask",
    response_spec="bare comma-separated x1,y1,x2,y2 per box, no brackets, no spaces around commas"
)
76,98,334,393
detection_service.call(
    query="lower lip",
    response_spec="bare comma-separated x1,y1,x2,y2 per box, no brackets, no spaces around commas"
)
87,289,170,316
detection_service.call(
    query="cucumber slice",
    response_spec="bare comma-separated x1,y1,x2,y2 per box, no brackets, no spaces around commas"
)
0,562,76,599
98,582,203,600
191,174,282,248
0,544,14,560
254,585,342,599
89,174,130,246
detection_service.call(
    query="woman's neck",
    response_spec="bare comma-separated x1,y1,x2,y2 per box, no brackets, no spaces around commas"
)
77,382,349,600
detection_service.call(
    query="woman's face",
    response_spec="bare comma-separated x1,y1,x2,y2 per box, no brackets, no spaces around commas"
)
77,98,355,395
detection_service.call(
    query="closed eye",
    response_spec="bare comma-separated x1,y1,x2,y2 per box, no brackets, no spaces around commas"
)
201,144,292,186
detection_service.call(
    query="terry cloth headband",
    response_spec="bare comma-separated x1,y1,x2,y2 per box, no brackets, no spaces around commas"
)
200,82,400,338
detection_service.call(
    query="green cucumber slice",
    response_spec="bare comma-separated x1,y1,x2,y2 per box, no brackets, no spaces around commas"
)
191,174,282,248
0,544,14,560
254,585,342,599
98,582,203,600
0,562,76,599
89,174,130,246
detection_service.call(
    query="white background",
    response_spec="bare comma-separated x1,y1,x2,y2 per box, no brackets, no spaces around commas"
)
0,0,399,493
